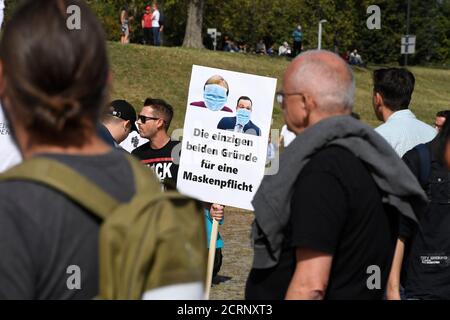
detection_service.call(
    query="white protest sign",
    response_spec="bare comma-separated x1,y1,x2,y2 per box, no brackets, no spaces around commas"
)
177,65,276,210
0,105,22,173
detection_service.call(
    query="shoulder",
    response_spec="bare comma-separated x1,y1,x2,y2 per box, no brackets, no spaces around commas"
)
221,106,233,113
402,140,434,177
247,121,261,134
416,120,437,137
301,146,361,180
0,180,69,228
131,141,151,155
375,122,392,134
218,117,235,125
402,145,421,171
168,140,181,149
375,122,396,140
190,101,206,108
249,121,260,129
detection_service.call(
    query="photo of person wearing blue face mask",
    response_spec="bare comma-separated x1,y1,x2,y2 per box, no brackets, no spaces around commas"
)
217,96,261,136
190,75,233,113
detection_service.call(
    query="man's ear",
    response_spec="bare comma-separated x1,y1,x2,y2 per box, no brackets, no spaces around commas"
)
157,118,165,130
374,92,384,108
124,120,131,132
303,93,317,113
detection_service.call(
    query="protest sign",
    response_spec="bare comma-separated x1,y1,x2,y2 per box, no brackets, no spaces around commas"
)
177,65,277,210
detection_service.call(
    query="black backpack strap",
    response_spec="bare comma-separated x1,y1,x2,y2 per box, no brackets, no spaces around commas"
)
415,143,431,188
0,157,119,220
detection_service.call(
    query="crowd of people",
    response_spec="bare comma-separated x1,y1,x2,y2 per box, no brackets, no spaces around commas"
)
1,0,450,300
221,25,303,58
120,2,163,46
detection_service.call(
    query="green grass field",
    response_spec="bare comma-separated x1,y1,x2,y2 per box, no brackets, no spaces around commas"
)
109,42,450,131
109,42,450,299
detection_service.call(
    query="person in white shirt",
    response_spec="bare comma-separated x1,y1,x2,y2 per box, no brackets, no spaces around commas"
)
280,124,296,148
151,3,161,46
372,68,436,157
278,42,291,57
349,49,364,66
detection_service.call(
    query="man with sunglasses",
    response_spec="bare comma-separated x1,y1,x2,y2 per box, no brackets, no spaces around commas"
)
132,98,179,190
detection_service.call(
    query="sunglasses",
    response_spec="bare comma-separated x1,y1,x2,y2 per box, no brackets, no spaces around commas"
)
138,115,161,124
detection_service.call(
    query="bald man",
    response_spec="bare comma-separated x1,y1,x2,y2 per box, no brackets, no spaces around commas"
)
246,51,415,300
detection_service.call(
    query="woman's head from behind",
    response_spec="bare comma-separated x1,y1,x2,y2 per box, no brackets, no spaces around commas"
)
0,0,110,150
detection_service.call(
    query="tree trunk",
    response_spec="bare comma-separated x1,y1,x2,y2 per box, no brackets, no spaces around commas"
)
182,0,205,48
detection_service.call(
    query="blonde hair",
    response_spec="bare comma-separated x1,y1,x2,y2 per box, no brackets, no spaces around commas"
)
204,75,229,95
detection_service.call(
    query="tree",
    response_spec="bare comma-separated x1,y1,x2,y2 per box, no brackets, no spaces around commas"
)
183,0,205,48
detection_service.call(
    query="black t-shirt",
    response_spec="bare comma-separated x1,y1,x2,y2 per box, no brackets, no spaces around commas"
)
131,140,180,190
246,146,399,300
0,150,134,299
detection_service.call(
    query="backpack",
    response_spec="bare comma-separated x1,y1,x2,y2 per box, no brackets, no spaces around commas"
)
0,155,207,300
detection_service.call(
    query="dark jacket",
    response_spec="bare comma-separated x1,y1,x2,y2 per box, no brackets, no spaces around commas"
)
402,138,450,299
217,117,261,136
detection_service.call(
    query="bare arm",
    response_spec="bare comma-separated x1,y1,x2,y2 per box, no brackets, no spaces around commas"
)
386,239,405,300
285,247,333,300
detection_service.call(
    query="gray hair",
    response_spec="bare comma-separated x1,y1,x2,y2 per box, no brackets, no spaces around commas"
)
292,50,355,113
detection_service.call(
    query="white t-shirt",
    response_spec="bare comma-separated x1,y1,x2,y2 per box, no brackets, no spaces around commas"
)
0,1,5,10
0,105,22,173
280,124,296,147
375,109,437,157
152,9,160,28
119,130,149,153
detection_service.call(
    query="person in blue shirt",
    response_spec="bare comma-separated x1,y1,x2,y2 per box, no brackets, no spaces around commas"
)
205,203,225,278
292,25,303,57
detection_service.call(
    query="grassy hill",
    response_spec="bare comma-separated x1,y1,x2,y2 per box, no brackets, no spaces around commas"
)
109,42,450,132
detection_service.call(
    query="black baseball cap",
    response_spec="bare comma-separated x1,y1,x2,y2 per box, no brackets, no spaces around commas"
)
109,100,138,132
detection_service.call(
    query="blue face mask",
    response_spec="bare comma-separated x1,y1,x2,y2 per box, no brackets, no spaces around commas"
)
203,84,228,111
236,108,251,127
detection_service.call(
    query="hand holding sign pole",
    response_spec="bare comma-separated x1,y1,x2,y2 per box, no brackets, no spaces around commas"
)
205,219,219,299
